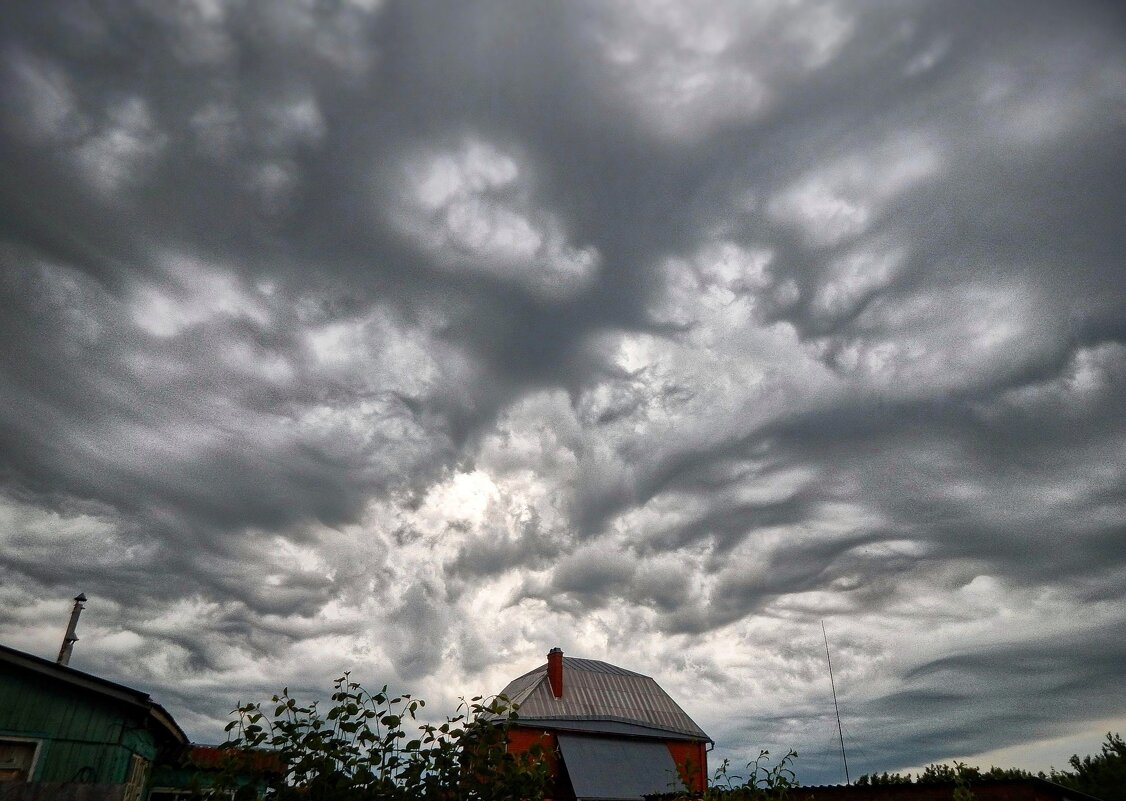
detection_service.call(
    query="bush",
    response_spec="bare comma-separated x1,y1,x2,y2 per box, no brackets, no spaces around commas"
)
217,673,549,801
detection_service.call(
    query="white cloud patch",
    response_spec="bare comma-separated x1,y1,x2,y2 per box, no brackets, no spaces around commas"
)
1,48,88,143
981,343,1126,421
824,280,1052,394
0,496,145,577
257,0,384,76
904,35,952,78
768,134,941,247
265,95,327,149
597,241,836,452
972,39,1126,148
588,0,855,141
649,241,774,328
285,306,478,487
75,97,167,194
137,0,235,66
129,255,272,337
811,238,908,321
190,101,243,159
302,304,475,404
389,138,599,300
248,160,300,216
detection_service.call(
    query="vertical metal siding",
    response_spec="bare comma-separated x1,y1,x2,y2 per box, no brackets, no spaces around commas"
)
0,668,152,784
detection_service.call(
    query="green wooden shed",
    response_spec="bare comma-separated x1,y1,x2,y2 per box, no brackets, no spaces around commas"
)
0,642,187,801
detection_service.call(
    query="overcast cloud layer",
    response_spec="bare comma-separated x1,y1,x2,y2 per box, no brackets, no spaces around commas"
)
2,0,1124,785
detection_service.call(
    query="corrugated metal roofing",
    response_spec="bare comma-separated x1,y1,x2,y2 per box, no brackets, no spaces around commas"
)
497,656,710,742
556,734,682,800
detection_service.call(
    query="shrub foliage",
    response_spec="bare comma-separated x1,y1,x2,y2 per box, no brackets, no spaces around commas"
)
218,673,548,801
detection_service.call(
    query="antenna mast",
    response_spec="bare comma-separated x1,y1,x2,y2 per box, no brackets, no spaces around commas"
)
822,620,850,785
57,593,87,666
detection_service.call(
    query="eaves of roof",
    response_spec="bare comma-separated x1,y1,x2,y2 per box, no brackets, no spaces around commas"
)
511,717,708,742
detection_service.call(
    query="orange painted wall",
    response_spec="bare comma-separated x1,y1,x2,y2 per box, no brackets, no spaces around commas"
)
508,727,708,796
506,727,557,771
666,740,708,792
507,727,561,797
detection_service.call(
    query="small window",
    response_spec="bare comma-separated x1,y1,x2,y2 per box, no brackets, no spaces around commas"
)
0,738,41,782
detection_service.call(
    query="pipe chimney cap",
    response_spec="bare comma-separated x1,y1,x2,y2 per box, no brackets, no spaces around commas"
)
548,646,562,654
74,593,87,602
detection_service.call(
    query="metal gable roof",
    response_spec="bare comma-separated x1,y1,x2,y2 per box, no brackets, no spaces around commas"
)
498,656,710,742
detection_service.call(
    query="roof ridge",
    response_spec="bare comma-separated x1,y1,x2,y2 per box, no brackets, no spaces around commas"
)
562,656,648,677
506,655,649,680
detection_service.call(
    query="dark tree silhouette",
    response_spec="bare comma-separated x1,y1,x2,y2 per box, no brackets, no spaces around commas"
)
1049,732,1126,801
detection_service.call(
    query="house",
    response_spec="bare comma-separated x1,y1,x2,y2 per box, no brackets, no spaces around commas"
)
0,642,187,801
497,648,712,801
0,642,278,801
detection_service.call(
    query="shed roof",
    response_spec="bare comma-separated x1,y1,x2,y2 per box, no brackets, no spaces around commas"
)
497,656,710,742
0,641,188,746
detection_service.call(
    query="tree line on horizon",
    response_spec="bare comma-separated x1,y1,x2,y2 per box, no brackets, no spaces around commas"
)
854,732,1124,801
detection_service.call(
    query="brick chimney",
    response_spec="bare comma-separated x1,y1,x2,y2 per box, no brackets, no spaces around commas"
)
547,647,564,698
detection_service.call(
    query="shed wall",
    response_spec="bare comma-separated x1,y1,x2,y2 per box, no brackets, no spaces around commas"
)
0,668,155,784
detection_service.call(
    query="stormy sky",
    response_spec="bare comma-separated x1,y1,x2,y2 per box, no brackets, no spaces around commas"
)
1,0,1124,785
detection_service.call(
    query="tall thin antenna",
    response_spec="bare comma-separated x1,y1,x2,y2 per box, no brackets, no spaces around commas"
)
822,620,850,785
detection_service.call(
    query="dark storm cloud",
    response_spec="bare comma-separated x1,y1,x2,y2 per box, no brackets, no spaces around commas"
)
0,249,443,547
843,617,1126,774
446,509,564,582
1,0,1124,787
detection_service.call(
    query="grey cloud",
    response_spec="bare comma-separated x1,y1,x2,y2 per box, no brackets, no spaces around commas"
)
387,581,449,681
703,613,1126,781
552,548,636,596
631,561,693,613
446,509,564,581
1,0,1124,787
850,620,1126,770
